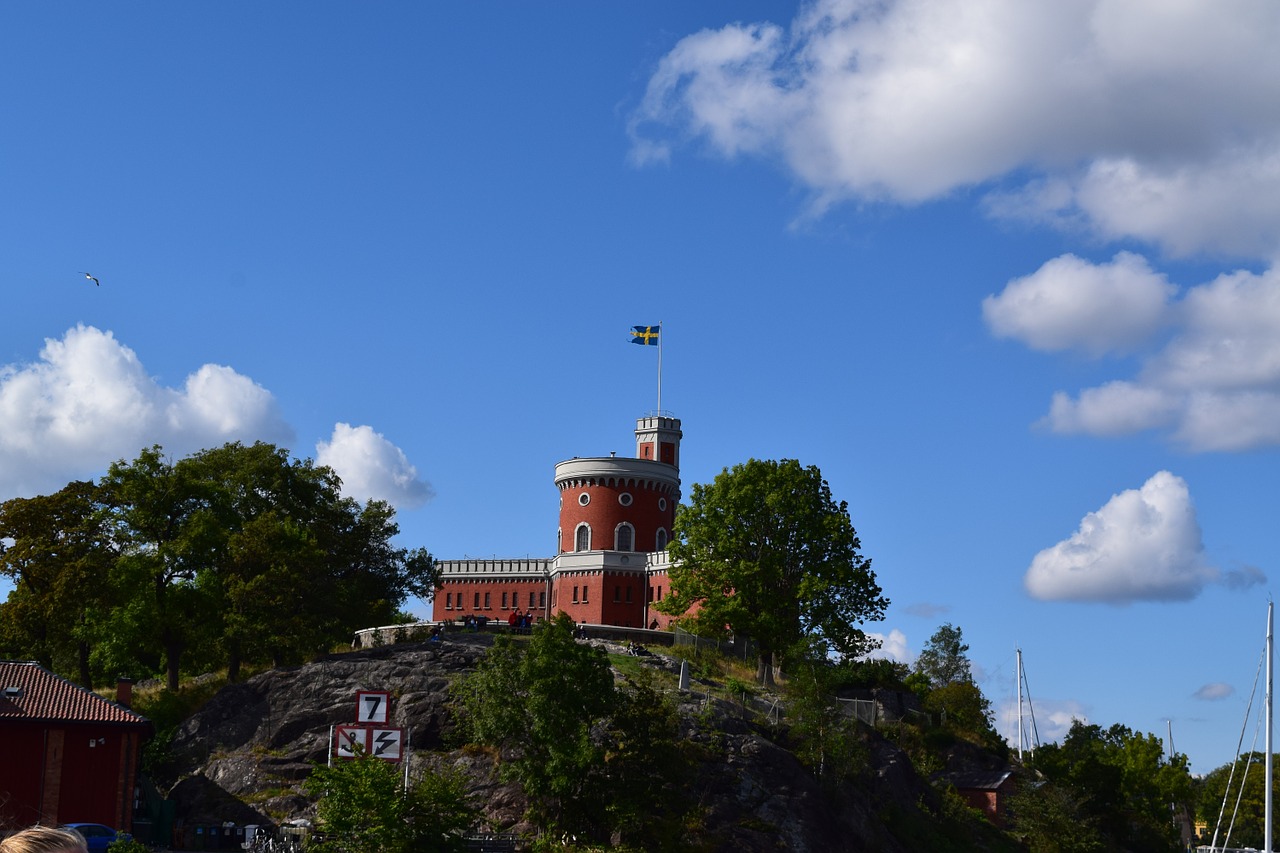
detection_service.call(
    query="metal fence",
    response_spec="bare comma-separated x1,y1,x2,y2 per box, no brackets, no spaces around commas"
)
671,626,757,661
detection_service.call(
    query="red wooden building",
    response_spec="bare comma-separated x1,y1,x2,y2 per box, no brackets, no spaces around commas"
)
432,415,682,629
0,661,150,832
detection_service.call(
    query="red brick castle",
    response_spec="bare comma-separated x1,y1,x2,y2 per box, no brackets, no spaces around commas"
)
431,416,682,629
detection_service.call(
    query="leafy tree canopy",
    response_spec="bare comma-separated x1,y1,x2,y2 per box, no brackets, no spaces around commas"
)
914,623,972,689
452,613,686,846
0,441,437,690
1031,720,1192,852
0,481,116,687
656,458,887,684
1198,752,1274,850
305,751,477,853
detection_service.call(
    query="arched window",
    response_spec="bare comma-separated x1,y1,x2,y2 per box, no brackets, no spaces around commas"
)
575,523,591,552
655,528,668,551
615,523,634,552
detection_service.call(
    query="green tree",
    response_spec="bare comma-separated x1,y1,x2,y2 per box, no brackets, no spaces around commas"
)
915,623,972,688
1006,779,1105,853
455,613,616,839
1198,752,1272,849
1031,721,1192,852
177,442,437,680
0,481,117,687
656,458,887,685
99,446,217,690
2,441,438,691
453,613,684,845
783,644,867,788
600,672,690,849
305,751,476,852
924,681,997,742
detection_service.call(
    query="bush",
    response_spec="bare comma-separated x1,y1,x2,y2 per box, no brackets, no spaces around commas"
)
106,839,150,853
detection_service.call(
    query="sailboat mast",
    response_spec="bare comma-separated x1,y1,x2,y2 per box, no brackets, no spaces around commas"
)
1266,600,1273,853
1017,647,1025,762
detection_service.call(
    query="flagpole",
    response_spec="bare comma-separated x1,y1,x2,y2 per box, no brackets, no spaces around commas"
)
657,321,663,415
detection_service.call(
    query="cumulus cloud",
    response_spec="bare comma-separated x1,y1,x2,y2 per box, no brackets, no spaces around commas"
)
862,628,911,664
1193,682,1235,701
983,252,1175,355
997,697,1088,746
1027,263,1280,450
1023,471,1218,604
630,0,1280,257
0,325,293,498
316,423,434,510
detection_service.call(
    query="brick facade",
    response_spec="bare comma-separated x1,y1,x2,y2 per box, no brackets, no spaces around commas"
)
431,417,682,630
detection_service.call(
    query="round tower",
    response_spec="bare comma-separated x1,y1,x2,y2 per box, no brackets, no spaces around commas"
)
554,416,681,555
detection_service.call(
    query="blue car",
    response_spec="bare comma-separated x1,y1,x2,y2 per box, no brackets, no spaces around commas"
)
61,823,131,852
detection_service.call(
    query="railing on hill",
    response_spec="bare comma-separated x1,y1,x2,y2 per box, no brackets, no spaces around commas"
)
672,626,756,662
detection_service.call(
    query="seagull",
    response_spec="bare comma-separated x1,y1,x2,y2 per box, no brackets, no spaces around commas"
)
82,272,99,286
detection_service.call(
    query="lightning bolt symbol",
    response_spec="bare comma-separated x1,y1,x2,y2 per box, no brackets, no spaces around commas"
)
374,731,397,756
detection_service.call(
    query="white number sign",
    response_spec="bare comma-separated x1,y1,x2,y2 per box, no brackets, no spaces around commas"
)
356,690,391,724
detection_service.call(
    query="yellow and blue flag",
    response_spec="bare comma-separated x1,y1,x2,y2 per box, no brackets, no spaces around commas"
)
630,325,660,346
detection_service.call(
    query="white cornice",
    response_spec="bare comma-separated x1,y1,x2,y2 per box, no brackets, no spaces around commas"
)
554,457,679,491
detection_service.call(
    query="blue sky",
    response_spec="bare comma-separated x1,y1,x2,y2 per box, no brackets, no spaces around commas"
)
4,1,1280,774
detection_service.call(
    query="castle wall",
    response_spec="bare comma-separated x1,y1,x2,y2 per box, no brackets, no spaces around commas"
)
429,417,683,631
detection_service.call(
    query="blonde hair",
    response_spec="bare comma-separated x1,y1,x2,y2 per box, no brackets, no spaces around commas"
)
0,826,89,853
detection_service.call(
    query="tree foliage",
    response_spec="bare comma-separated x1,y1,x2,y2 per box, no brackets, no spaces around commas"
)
656,458,887,684
782,641,868,788
915,623,973,688
0,481,119,687
1006,778,1106,853
452,613,686,846
1197,752,1273,850
0,441,437,690
304,751,477,853
1030,721,1192,852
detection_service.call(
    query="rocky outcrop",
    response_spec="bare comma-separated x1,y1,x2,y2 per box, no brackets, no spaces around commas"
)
159,636,970,851
164,635,497,826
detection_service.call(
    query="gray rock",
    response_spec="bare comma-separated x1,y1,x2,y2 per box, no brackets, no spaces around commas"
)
161,636,961,851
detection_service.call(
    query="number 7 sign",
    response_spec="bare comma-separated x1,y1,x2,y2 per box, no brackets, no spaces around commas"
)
356,690,391,724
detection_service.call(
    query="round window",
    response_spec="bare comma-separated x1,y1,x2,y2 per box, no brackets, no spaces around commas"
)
658,497,667,511
619,493,633,506
578,493,590,506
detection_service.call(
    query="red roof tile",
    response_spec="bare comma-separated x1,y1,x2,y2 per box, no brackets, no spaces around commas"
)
0,661,149,727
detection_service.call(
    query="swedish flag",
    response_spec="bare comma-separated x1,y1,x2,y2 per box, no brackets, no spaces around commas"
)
630,325,660,346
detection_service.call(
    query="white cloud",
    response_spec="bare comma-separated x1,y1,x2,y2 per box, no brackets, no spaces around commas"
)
1032,263,1280,450
997,696,1088,747
1193,682,1235,701
983,252,1175,355
0,325,293,498
1023,471,1218,604
316,423,434,510
863,628,911,663
630,0,1280,257
1043,382,1180,437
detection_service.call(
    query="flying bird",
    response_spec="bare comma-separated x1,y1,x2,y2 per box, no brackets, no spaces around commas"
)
82,272,99,286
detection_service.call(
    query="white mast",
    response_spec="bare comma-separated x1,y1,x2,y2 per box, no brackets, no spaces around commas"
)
1017,647,1025,761
1267,600,1274,853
